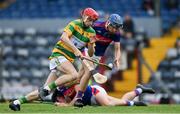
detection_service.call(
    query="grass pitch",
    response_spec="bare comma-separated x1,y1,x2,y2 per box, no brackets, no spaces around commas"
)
1,103,180,114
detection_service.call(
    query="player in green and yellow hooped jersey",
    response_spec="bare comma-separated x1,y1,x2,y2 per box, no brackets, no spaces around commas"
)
9,8,99,111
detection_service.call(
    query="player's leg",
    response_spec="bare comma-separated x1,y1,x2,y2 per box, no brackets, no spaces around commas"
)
24,71,58,101
39,57,80,99
77,60,92,92
9,56,78,111
74,59,95,107
93,85,135,106
10,57,65,108
25,71,58,101
9,71,58,111
94,91,113,106
107,96,134,106
91,85,114,106
121,91,138,101
106,95,148,106
44,70,59,86
121,84,155,101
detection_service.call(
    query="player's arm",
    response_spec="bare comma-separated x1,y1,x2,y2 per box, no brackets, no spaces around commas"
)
55,102,72,107
61,32,78,51
87,34,96,57
61,22,82,57
114,42,121,69
87,42,95,57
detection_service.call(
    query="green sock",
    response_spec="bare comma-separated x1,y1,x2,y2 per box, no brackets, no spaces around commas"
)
18,96,28,104
48,82,57,90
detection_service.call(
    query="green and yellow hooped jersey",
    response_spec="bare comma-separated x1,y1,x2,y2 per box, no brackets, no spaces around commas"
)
49,19,96,62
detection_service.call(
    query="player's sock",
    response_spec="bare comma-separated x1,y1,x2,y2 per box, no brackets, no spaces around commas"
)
126,101,134,106
134,88,143,96
13,100,21,105
14,96,28,105
76,90,84,99
44,82,57,91
74,91,84,107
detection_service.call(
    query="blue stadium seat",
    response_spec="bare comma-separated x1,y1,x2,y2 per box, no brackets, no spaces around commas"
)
0,0,178,32
170,59,180,71
4,57,18,68
10,69,21,78
158,60,170,71
28,57,40,68
161,71,175,80
31,69,44,78
20,68,32,78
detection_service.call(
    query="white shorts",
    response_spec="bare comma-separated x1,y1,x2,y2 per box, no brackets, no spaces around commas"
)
49,56,68,71
49,56,81,75
90,85,107,106
92,85,107,95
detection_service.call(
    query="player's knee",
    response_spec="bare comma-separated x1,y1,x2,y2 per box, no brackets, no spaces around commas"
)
70,72,79,80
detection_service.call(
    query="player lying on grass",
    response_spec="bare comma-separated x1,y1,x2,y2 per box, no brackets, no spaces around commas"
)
52,84,155,107
9,7,101,111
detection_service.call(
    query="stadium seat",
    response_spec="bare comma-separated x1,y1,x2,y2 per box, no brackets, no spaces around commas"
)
16,48,29,57
161,71,175,80
10,69,21,78
20,69,32,78
36,37,48,47
31,69,44,78
2,70,10,78
28,57,40,68
0,0,178,30
4,57,18,68
158,60,170,71
170,59,180,71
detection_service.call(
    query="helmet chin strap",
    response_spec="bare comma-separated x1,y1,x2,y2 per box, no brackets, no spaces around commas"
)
82,15,90,29
105,21,110,30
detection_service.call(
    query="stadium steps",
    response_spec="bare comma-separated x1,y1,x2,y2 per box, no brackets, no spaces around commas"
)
142,46,169,83
108,91,128,98
109,60,138,98
108,28,178,98
142,31,177,83
170,28,180,38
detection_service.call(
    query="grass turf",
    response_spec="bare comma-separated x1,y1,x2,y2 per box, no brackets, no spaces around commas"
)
1,103,180,114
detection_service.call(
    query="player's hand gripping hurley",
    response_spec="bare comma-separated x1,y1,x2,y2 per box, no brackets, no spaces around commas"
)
81,56,112,70
78,56,108,84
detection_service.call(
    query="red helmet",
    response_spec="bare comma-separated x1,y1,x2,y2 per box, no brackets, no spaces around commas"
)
81,8,99,21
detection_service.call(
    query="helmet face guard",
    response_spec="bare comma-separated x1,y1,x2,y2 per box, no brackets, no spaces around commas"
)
108,14,123,29
108,22,123,29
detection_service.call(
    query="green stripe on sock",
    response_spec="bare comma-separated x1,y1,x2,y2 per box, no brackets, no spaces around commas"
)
48,82,57,90
18,96,28,104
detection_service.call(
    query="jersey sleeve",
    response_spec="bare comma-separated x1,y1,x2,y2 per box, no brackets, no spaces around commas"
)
113,33,121,42
63,21,75,37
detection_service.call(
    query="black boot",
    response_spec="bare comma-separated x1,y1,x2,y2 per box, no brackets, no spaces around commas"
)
134,101,147,106
38,87,50,100
9,102,20,111
136,84,155,94
74,98,84,108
